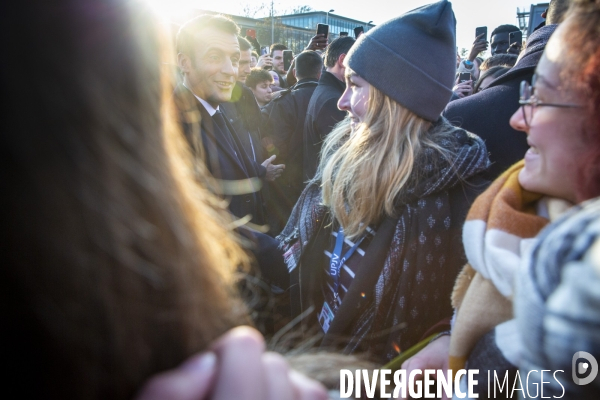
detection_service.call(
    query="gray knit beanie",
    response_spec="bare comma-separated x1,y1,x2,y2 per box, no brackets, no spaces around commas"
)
346,0,456,121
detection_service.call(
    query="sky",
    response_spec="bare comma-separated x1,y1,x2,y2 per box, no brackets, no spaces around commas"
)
145,0,544,53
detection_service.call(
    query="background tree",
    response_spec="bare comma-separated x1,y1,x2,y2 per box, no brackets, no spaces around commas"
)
242,3,267,18
290,5,313,14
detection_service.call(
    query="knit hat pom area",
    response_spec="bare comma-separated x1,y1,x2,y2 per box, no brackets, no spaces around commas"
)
346,0,457,122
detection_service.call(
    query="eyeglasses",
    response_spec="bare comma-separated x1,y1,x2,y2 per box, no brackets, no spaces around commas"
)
519,75,582,127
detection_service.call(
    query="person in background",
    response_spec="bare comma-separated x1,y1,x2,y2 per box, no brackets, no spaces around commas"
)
402,1,597,398
221,37,266,169
268,70,283,91
474,65,510,93
247,68,274,107
490,24,521,55
457,32,487,82
479,53,517,71
534,0,571,31
286,33,330,88
303,36,355,181
443,0,571,181
235,37,253,86
279,0,489,363
270,43,289,88
250,51,259,68
261,50,323,235
0,1,326,399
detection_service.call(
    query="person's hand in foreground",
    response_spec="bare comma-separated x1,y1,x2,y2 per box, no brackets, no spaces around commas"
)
136,326,328,400
397,335,451,400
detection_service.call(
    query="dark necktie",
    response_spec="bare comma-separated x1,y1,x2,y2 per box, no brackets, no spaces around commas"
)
212,110,238,158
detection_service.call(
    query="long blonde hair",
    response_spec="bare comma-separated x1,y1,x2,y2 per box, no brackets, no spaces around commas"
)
320,82,456,239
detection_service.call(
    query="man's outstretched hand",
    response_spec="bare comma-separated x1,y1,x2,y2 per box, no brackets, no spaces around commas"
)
262,155,285,181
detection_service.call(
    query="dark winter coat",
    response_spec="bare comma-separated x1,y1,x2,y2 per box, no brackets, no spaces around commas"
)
443,24,557,181
303,71,347,181
261,78,319,234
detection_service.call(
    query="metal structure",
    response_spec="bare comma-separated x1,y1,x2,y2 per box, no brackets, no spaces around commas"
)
517,3,549,38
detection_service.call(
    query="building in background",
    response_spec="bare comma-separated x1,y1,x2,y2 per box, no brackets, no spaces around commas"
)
279,11,374,39
174,9,374,54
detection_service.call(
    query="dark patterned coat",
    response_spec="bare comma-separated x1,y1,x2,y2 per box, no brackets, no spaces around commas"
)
278,126,490,362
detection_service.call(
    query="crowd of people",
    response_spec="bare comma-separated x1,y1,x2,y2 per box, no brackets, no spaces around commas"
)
2,0,599,399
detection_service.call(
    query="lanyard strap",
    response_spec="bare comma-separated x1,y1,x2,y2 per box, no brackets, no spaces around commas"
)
329,227,365,295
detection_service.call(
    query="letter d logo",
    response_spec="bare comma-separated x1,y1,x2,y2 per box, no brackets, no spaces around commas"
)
572,351,598,385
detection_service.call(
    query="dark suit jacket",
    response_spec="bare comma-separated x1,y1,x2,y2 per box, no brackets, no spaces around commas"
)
303,71,347,181
443,24,557,181
221,82,265,164
173,84,266,225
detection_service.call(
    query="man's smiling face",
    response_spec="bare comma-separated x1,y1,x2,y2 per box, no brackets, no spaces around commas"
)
186,28,240,107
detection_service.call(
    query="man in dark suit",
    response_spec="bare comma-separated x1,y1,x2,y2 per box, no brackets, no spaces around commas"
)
174,14,284,226
303,36,355,181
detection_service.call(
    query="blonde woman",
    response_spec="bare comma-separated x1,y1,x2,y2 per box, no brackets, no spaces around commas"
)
279,0,489,362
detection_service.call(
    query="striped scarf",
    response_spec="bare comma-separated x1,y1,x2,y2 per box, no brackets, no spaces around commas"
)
448,161,571,374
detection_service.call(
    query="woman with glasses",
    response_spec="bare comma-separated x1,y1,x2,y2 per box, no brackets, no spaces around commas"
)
401,0,600,397
512,0,600,396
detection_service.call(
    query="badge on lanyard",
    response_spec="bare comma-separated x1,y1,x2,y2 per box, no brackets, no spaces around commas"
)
318,301,335,333
319,227,366,333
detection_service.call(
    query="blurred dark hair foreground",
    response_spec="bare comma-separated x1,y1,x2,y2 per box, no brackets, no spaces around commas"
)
0,1,250,397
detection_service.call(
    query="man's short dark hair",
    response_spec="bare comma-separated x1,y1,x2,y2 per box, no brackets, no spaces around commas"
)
490,24,520,38
245,68,273,89
238,36,252,51
251,51,259,60
176,14,239,60
270,43,288,56
294,51,323,80
324,36,355,68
